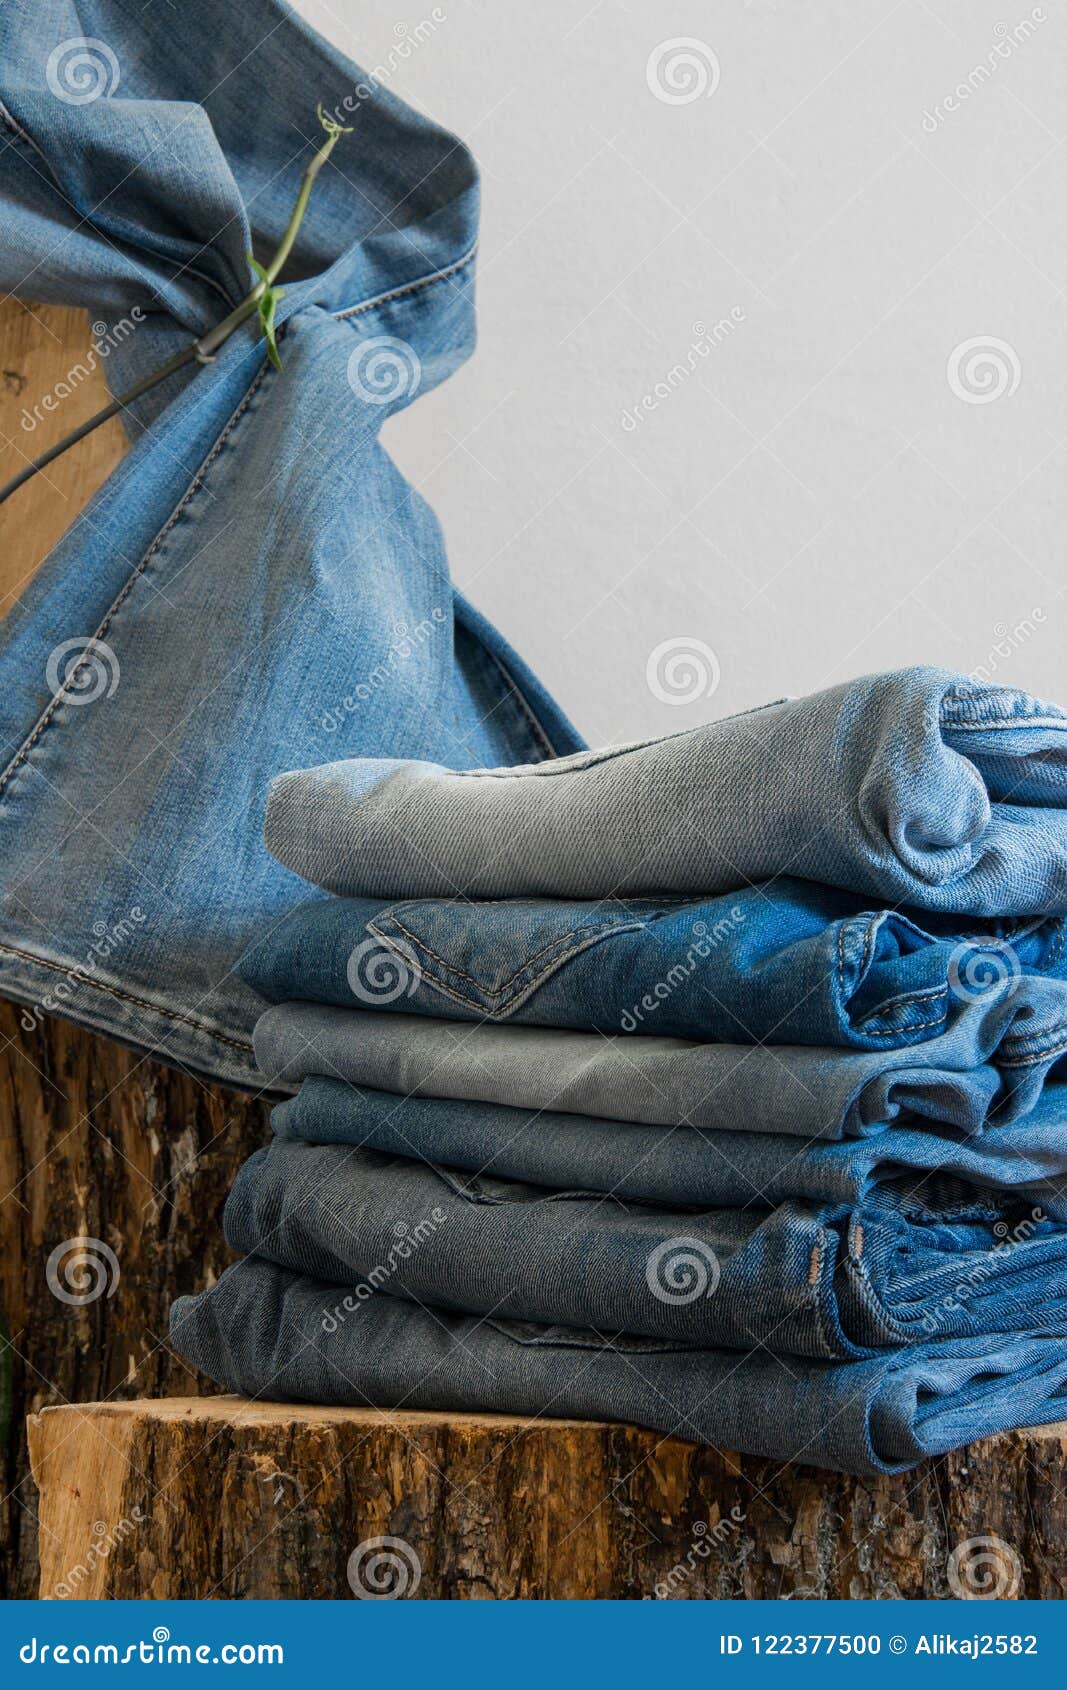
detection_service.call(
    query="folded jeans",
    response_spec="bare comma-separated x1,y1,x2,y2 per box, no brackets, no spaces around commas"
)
265,668,1067,915
252,1001,1063,1137
168,1258,1067,1476
224,1138,1067,1357
274,1075,1067,1211
240,885,1067,1054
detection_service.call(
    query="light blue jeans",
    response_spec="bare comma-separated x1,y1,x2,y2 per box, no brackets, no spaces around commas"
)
252,1000,1063,1139
0,0,580,1087
265,668,1067,914
274,1074,1067,1211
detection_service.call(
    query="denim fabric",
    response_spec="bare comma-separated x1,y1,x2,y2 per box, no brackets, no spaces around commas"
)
265,669,1067,915
0,0,580,1086
169,1259,1067,1474
252,1002,1062,1137
240,887,1067,1053
224,1138,1067,1356
274,1076,1067,1212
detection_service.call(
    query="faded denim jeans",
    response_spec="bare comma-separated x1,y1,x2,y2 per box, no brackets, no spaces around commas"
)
252,1000,1065,1138
273,1074,1067,1212
0,0,579,1086
240,885,1067,1056
223,1137,1067,1357
265,668,1067,915
169,1259,1067,1475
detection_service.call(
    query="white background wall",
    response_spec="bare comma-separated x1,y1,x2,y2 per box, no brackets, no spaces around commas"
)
295,0,1066,747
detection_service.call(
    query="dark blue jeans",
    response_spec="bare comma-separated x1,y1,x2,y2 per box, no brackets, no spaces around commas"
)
223,1139,1067,1357
240,885,1067,1055
274,1075,1067,1211
169,1259,1067,1476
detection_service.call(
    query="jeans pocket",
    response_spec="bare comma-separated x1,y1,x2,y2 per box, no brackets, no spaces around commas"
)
486,1316,695,1354
368,897,645,1019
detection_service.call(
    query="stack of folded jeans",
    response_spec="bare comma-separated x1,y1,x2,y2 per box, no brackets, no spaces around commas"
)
170,667,1067,1475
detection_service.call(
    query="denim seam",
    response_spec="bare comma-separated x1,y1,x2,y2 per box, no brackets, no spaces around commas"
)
855,1010,948,1038
998,1030,1067,1066
0,941,254,1054
477,645,558,759
371,911,639,1012
807,1232,843,1361
331,247,477,322
941,713,1067,732
941,688,1052,706
836,918,950,1037
0,362,272,803
448,734,689,781
841,1249,912,1346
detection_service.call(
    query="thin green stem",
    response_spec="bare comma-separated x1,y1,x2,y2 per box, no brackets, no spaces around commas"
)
0,107,351,508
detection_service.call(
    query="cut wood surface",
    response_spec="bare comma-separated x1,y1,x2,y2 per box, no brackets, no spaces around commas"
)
27,1397,1067,1600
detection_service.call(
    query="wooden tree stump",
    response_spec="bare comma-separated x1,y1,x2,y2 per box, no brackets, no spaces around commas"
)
26,1398,1067,1600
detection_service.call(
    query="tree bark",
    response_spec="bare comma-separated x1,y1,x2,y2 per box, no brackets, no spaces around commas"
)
27,1396,1067,1600
0,1002,266,1597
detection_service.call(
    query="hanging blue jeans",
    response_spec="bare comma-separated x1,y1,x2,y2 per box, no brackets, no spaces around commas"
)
0,0,580,1086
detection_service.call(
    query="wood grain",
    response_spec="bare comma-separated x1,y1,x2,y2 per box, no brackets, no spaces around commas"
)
27,1397,1067,1600
0,298,126,614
